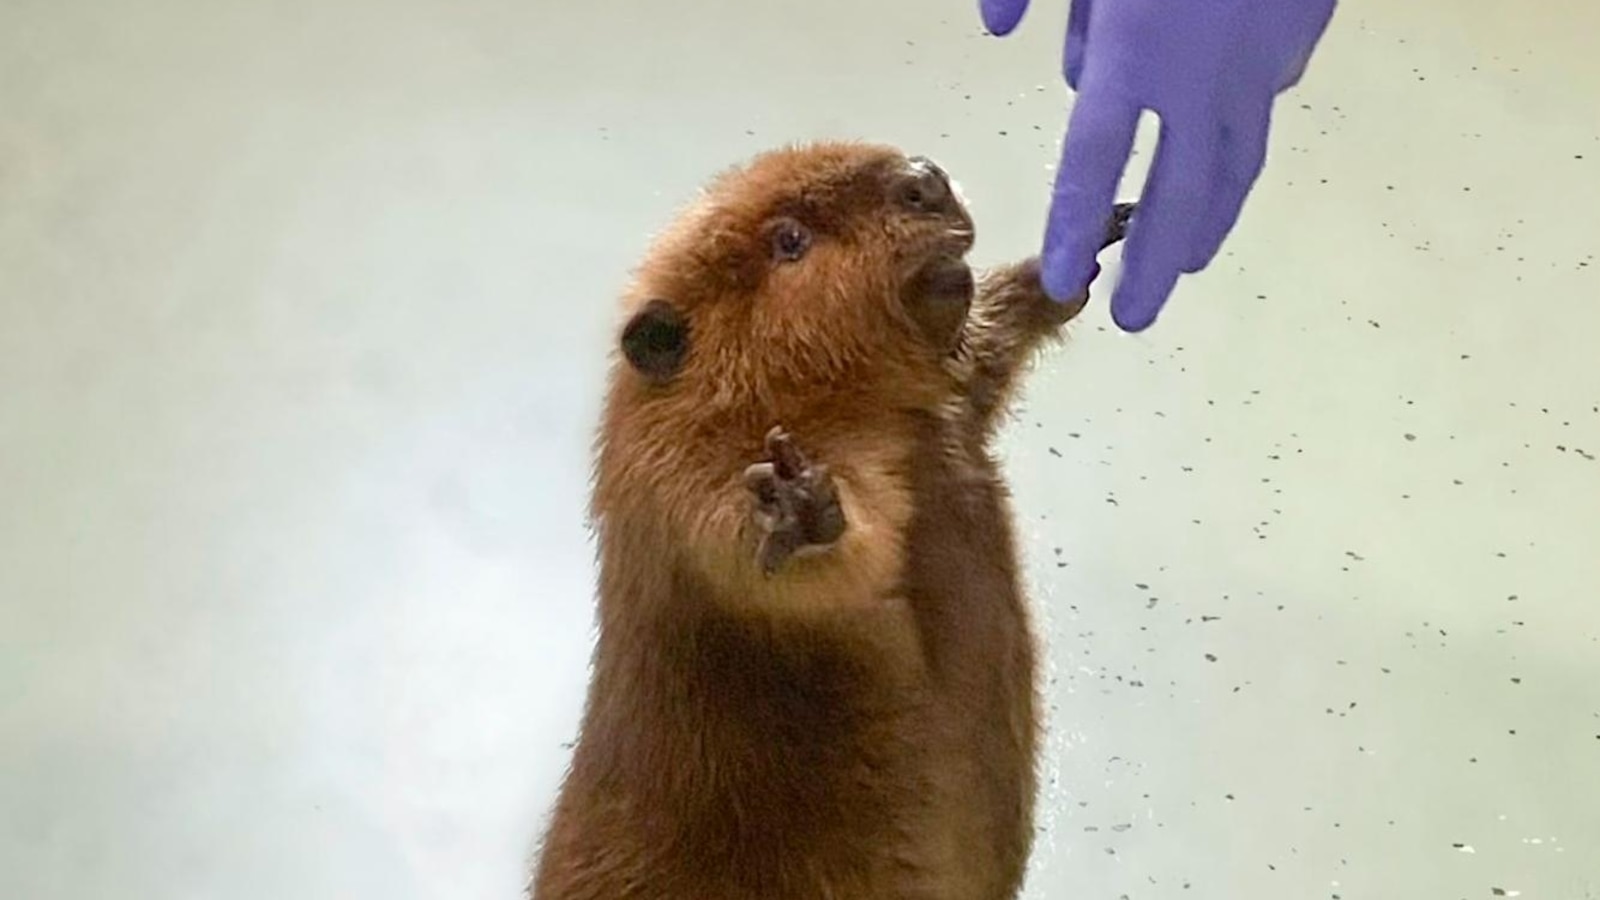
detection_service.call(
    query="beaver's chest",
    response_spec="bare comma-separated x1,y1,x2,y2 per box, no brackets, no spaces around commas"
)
896,428,1042,899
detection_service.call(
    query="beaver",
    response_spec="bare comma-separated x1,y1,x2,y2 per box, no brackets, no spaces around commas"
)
531,142,1132,900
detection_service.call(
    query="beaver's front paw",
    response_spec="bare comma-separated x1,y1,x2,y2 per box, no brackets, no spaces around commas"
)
981,256,1088,328
1103,201,1136,250
987,202,1135,328
743,427,846,576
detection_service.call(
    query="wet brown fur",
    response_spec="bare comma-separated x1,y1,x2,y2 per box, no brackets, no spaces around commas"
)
532,142,1095,900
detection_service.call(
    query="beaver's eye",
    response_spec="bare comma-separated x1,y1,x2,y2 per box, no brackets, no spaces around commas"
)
770,218,812,262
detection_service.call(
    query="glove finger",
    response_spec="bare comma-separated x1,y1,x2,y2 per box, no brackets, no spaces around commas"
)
1183,96,1272,273
1041,90,1141,302
980,0,1030,35
1062,0,1094,89
1275,0,1337,90
1110,115,1217,332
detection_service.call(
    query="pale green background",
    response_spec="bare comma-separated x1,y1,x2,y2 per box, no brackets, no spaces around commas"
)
2,1,1596,898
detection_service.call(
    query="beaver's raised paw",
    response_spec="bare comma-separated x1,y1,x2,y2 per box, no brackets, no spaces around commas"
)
989,200,1136,327
743,426,846,576
981,256,1086,329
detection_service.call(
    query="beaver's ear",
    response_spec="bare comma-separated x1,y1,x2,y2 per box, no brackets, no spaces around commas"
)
620,299,690,384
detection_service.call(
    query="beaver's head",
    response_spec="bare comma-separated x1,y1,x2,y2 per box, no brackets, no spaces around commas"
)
615,142,984,416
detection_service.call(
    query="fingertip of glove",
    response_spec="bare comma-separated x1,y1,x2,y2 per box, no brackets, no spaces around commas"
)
1180,245,1220,275
1110,291,1162,333
1040,255,1092,303
979,0,1027,35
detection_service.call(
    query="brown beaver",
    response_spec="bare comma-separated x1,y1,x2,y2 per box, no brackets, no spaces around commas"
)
531,142,1132,900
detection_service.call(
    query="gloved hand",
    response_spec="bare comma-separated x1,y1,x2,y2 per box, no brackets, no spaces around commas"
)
981,0,1336,331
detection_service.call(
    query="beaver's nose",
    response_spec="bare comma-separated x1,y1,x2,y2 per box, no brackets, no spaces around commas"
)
896,156,960,217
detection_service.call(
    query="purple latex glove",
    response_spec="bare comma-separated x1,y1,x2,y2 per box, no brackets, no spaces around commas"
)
981,0,1336,331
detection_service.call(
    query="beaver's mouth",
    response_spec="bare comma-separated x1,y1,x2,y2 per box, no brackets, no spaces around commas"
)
911,256,976,299
899,219,975,266
901,201,1135,352
901,255,976,353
